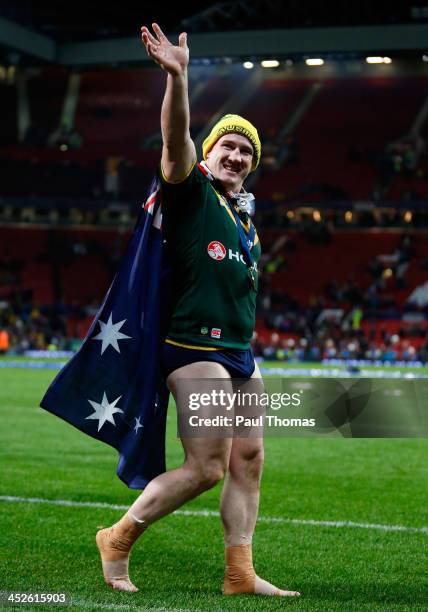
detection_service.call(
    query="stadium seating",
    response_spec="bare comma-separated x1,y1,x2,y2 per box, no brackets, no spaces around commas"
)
2,70,427,204
261,229,425,308
1,68,427,352
243,77,311,137
1,225,426,342
75,68,165,152
254,75,428,201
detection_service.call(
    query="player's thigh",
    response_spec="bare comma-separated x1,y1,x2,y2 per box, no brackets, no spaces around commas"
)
251,360,263,379
167,360,233,467
166,360,231,392
229,358,265,467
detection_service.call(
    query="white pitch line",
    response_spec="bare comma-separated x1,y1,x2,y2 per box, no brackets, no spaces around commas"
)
1,495,427,535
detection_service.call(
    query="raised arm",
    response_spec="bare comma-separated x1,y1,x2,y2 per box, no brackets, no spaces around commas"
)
141,23,196,183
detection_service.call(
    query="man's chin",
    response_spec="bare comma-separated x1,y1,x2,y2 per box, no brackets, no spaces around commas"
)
219,172,241,191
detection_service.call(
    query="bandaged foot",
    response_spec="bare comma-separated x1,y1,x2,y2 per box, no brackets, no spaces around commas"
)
96,513,147,592
223,544,300,597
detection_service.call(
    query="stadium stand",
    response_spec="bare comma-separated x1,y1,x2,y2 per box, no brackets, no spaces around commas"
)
1,65,427,361
75,68,165,151
254,75,428,201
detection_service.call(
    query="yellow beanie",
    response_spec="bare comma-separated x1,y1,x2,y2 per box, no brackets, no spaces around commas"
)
202,114,261,171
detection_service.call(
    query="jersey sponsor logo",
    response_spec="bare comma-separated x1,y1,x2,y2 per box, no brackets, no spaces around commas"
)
207,241,226,261
211,328,221,339
228,249,246,265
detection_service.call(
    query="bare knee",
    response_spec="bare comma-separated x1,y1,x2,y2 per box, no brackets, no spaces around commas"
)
229,445,264,482
188,459,227,492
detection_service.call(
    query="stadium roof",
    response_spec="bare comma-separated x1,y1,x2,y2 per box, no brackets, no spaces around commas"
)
0,1,427,67
0,1,424,41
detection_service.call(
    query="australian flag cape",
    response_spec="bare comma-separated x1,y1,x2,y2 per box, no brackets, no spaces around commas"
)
40,174,171,489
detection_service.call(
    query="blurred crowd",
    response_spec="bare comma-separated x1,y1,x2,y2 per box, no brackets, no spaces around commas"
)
252,328,428,364
0,291,86,354
1,228,427,363
1,293,427,363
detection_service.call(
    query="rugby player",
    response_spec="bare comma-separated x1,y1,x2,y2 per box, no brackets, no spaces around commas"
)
96,22,300,598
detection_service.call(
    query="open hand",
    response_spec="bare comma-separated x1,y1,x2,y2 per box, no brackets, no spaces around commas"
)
141,23,189,76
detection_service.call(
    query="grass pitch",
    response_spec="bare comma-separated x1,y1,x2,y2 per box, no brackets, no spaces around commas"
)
1,366,427,611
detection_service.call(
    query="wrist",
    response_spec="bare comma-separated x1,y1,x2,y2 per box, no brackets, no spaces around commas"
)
168,67,188,80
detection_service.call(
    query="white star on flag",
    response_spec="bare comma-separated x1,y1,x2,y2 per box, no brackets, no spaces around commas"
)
134,416,143,434
93,313,131,354
86,392,124,431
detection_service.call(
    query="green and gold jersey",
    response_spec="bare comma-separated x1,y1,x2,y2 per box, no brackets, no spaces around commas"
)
160,162,261,350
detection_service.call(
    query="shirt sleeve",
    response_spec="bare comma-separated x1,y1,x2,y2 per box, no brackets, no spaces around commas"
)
159,161,207,212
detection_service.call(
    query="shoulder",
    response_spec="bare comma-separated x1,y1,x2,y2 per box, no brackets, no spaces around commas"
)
159,161,209,190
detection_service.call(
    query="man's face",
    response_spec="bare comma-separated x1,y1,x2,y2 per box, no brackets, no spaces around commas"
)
206,133,254,192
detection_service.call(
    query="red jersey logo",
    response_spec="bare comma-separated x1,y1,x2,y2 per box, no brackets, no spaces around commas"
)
207,241,226,261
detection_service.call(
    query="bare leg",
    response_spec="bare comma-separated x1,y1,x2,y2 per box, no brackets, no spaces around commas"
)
220,362,300,597
97,361,233,592
220,437,264,548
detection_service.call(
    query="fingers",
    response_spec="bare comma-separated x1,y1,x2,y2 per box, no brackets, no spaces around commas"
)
141,24,185,52
140,25,162,63
152,22,170,43
141,26,159,48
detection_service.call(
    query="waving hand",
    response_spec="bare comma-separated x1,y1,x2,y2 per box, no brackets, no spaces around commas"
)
141,23,189,76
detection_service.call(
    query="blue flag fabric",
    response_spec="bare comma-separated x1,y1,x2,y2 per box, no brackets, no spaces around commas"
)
40,176,170,489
